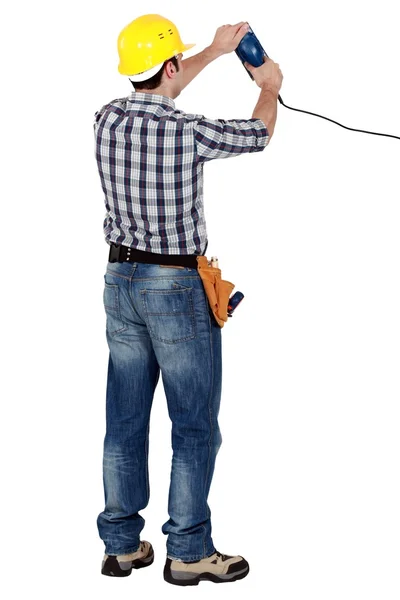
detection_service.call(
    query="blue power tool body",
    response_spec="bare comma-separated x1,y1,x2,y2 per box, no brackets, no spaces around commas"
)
235,24,283,103
235,24,269,78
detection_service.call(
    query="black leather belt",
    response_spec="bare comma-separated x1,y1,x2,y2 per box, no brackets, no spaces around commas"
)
108,242,201,268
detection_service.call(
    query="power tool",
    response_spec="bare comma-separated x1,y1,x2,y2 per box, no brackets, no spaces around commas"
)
235,24,399,141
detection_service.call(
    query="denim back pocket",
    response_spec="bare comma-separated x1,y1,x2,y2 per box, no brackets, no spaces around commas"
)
140,282,196,344
103,280,129,336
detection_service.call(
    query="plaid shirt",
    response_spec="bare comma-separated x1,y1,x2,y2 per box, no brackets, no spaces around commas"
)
94,91,269,255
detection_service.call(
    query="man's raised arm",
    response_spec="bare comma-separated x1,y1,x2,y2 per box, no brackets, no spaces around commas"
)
244,56,283,140
180,22,250,89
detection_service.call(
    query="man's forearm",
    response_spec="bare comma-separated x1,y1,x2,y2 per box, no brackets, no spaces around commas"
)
252,85,279,138
180,46,220,90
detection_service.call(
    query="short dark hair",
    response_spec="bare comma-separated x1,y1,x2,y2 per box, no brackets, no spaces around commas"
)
131,56,180,91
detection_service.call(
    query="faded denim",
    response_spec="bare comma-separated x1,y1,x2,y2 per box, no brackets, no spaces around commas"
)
96,259,223,561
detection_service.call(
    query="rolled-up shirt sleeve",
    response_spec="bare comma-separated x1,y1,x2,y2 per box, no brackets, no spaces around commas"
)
193,116,269,162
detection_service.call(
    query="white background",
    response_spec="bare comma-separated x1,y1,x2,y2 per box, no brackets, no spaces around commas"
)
2,0,399,598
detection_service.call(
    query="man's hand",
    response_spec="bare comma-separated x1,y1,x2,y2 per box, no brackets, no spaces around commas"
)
244,55,283,93
209,22,249,58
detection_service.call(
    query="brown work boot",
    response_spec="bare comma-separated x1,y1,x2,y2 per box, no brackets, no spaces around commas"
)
163,550,249,586
101,540,154,576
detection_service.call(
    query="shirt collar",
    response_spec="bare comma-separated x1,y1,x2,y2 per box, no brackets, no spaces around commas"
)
128,91,176,111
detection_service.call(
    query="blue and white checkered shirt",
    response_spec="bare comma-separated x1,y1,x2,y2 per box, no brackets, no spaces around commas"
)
94,91,269,255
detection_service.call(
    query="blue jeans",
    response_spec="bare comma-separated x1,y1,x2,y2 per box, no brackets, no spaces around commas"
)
96,259,223,561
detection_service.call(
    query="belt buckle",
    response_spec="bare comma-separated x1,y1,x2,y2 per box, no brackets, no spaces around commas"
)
110,242,122,262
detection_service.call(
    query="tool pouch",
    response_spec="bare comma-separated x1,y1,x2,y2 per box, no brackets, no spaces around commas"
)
196,256,235,328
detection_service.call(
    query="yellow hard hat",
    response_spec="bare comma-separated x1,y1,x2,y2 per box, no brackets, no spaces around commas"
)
117,14,195,80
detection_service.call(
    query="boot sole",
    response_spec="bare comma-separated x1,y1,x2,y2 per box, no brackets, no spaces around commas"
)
101,546,154,576
163,563,249,586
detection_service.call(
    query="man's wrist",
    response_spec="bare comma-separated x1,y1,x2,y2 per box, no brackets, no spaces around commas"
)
203,45,223,62
260,83,279,97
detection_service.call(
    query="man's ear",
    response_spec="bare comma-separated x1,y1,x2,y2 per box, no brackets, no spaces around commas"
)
165,59,177,79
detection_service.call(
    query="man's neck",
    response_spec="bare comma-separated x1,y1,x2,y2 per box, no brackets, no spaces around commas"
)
134,87,175,99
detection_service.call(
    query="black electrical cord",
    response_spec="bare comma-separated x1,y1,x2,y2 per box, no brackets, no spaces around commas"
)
277,94,400,140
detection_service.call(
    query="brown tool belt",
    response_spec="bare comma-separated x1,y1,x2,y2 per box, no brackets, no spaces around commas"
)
107,244,234,328
196,256,235,328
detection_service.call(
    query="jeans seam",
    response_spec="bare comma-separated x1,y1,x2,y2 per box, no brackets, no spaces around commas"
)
202,524,207,557
203,301,214,556
128,280,145,323
145,421,150,502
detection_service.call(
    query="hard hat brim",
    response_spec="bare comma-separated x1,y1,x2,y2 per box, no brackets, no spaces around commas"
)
182,43,196,52
128,63,165,82
126,43,196,81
